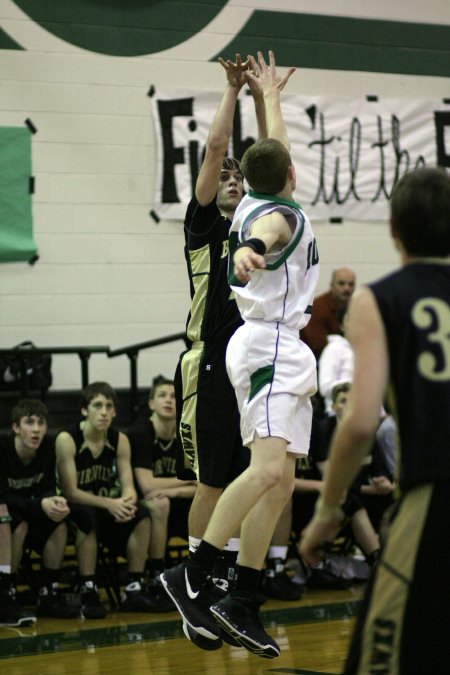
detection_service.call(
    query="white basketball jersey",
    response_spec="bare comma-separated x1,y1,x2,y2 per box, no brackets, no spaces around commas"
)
228,192,319,331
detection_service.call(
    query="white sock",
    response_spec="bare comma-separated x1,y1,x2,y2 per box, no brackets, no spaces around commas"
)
223,537,240,552
0,565,11,575
189,536,201,554
268,545,288,561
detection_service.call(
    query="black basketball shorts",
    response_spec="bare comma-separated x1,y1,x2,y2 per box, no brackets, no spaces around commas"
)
175,342,249,488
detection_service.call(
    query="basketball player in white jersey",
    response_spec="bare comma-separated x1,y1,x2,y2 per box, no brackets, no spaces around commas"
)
162,50,319,658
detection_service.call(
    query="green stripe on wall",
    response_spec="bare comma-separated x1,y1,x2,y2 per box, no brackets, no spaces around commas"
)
211,11,450,78
0,27,23,50
13,0,227,56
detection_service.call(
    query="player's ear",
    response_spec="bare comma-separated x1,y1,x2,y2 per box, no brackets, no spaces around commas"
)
288,164,296,188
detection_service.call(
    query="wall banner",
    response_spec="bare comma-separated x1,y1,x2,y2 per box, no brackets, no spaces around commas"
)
151,91,450,222
0,126,36,263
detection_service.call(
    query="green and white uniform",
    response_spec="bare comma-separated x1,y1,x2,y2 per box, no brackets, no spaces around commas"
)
226,192,319,454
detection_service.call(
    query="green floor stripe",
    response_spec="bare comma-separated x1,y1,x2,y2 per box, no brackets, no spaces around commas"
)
0,599,360,659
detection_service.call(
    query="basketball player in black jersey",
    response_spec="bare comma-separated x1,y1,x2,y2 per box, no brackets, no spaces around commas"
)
0,503,33,627
129,376,195,611
56,382,157,618
173,54,267,619
0,399,77,621
301,167,450,674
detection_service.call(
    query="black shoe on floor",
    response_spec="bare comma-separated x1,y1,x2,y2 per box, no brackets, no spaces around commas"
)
263,560,304,601
119,581,161,613
210,594,280,659
0,585,36,627
80,584,107,619
160,563,222,646
37,587,79,619
307,566,352,590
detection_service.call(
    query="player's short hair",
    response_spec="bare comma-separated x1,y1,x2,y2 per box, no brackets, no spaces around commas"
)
80,381,117,408
148,375,174,400
12,398,49,425
331,382,351,404
241,139,291,195
391,167,450,257
222,156,243,179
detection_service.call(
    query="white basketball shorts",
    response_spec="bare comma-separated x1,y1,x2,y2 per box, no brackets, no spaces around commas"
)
226,320,317,455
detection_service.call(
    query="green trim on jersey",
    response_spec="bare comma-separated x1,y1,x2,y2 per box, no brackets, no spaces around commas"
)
186,244,210,342
265,211,305,271
249,365,274,402
228,198,306,282
248,191,302,210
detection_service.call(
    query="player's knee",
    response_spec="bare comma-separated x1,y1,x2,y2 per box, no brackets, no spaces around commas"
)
13,519,29,540
146,496,170,520
49,521,68,545
252,463,284,490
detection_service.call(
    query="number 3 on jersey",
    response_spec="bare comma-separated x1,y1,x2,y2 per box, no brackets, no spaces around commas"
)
412,297,450,381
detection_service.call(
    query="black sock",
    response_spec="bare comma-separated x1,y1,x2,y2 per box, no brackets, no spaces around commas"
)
366,549,381,567
0,571,13,586
126,572,143,587
40,567,59,591
186,540,221,591
232,565,262,602
149,558,165,578
213,550,238,587
80,575,97,592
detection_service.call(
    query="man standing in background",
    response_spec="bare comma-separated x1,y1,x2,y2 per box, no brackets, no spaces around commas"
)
302,267,356,358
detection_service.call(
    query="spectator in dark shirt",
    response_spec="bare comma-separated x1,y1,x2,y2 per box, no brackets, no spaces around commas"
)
56,382,155,618
129,376,195,608
0,399,77,619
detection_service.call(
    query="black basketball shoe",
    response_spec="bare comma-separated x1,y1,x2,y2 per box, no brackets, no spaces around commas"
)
160,562,222,648
210,594,280,659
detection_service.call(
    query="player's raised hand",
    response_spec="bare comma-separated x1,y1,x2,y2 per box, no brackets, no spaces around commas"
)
247,50,296,94
218,52,249,89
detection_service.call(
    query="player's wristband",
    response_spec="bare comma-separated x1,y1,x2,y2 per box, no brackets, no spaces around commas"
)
240,238,266,255
314,496,345,523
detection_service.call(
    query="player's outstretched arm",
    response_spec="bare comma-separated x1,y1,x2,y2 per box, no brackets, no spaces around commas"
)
247,50,295,150
233,210,291,283
196,54,248,206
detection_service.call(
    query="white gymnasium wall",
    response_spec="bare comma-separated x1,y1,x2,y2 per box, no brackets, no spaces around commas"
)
0,0,448,391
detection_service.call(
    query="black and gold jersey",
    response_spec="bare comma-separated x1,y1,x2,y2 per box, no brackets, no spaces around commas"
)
0,433,56,519
183,197,242,345
66,424,120,497
370,261,450,491
129,416,178,478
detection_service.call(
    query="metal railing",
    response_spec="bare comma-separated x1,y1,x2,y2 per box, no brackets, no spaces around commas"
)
108,332,187,419
0,331,188,420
